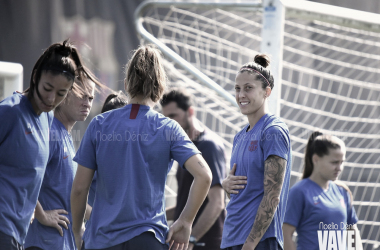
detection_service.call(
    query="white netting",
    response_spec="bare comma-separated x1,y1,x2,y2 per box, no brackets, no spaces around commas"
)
139,3,380,249
282,16,380,249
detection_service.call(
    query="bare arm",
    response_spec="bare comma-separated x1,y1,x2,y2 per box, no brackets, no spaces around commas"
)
71,165,95,249
190,185,225,241
222,163,247,199
283,223,297,250
34,200,70,237
166,154,212,250
242,155,287,250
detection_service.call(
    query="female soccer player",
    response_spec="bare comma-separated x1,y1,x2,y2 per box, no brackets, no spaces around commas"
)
220,55,292,250
71,44,212,250
283,132,363,250
24,71,103,249
0,39,94,250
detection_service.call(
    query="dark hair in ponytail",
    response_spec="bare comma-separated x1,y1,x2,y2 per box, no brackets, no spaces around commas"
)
101,91,128,113
125,44,167,102
303,131,345,179
238,54,274,90
26,39,104,102
303,131,353,207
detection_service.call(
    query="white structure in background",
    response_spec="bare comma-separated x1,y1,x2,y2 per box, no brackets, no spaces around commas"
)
135,1,380,248
0,61,23,101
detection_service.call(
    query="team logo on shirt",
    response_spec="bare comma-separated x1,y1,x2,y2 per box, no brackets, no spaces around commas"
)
25,123,33,135
248,140,258,152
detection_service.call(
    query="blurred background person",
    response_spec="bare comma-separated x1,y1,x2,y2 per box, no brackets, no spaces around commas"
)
283,132,363,250
161,88,227,250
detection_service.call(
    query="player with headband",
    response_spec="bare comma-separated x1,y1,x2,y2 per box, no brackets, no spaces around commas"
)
221,54,292,250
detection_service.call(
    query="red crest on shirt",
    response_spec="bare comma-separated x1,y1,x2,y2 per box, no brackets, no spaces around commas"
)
248,140,258,152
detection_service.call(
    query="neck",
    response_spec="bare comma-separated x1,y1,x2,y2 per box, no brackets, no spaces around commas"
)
188,118,204,141
26,93,43,116
309,173,330,190
129,95,155,108
54,110,76,133
246,104,267,131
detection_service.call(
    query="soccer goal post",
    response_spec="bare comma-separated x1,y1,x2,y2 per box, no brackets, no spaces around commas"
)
135,1,380,248
0,61,23,101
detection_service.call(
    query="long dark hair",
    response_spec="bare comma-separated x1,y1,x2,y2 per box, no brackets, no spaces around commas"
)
101,91,128,113
303,131,353,206
238,54,274,90
26,39,103,101
303,131,344,179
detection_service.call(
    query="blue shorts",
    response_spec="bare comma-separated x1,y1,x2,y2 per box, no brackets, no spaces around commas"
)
223,237,281,250
82,232,169,250
0,231,25,250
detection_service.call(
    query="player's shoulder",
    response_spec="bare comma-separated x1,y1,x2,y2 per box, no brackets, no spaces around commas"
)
149,109,174,126
332,180,351,196
91,106,127,126
0,92,24,117
262,114,289,132
290,178,311,193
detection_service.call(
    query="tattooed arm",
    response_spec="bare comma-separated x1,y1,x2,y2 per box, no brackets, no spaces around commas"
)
242,155,287,250
166,154,212,250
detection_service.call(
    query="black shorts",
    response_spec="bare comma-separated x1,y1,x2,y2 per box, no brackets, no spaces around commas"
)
0,231,24,250
82,232,169,250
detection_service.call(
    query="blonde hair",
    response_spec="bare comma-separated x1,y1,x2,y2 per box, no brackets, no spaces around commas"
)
125,44,167,102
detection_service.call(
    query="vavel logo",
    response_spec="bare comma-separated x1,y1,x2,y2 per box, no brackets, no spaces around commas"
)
318,222,357,250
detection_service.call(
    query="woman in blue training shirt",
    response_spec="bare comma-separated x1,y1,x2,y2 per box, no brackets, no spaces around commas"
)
71,44,212,250
0,39,92,250
283,132,363,250
221,54,292,250
24,67,104,249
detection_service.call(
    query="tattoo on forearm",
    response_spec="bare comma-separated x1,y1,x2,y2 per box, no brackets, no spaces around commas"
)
246,155,286,243
198,161,205,168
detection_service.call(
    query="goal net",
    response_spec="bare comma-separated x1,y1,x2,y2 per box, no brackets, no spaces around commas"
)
137,1,380,248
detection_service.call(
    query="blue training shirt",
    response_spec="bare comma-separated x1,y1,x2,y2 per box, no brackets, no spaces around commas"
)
221,113,292,249
284,179,358,250
73,104,200,249
0,92,53,244
25,117,77,250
